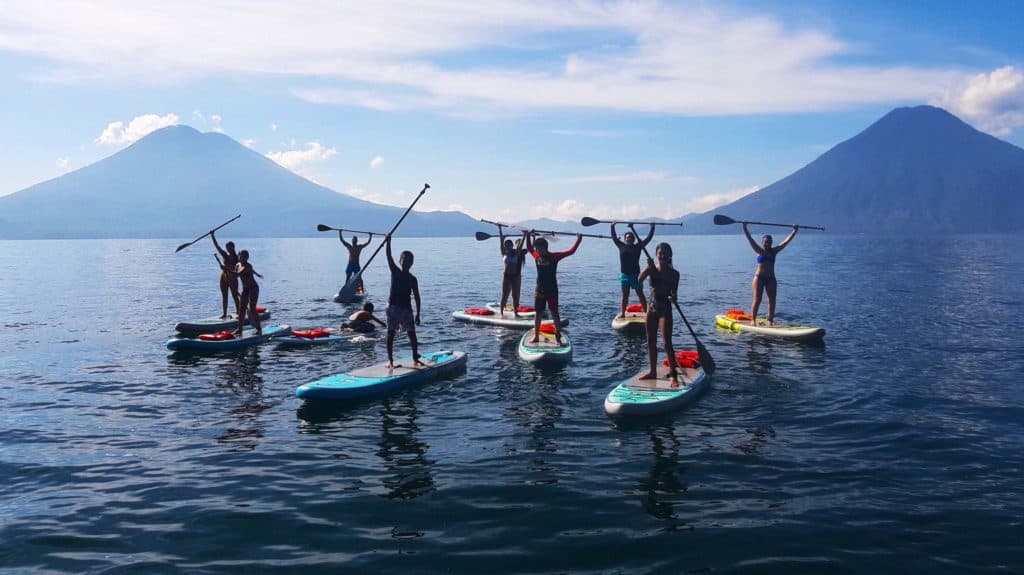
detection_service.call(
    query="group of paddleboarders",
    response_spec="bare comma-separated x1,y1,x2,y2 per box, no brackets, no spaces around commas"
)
211,231,263,335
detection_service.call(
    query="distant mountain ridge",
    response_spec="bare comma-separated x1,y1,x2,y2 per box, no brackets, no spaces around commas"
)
0,125,480,239
685,105,1024,234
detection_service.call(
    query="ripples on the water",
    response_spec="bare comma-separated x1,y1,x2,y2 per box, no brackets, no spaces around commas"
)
1,235,1022,574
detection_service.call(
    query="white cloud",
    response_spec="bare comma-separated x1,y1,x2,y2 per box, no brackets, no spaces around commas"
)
549,129,637,137
935,66,1024,136
0,2,976,118
271,123,278,132
344,186,384,204
684,186,760,214
242,138,256,148
265,141,337,182
192,110,224,132
56,157,69,170
548,171,700,185
369,155,384,169
95,113,180,145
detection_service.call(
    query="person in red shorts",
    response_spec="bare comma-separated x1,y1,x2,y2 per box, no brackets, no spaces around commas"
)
526,231,582,346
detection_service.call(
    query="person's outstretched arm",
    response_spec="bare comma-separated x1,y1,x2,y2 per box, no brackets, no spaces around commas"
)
385,234,399,272
775,225,799,253
339,231,352,248
641,223,656,247
611,223,623,247
742,222,761,253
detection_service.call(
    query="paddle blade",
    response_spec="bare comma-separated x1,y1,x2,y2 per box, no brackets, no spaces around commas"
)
580,216,601,227
475,231,492,241
174,242,190,252
696,340,716,376
317,224,332,232
713,214,735,226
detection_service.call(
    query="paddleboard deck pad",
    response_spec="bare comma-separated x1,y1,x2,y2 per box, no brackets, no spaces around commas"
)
485,302,537,318
167,324,291,351
604,364,709,417
715,313,825,341
275,327,377,346
611,310,646,331
174,310,270,334
296,350,467,400
333,288,368,303
452,309,567,329
517,330,573,365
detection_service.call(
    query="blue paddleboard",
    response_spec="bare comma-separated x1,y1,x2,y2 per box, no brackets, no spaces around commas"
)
296,350,467,400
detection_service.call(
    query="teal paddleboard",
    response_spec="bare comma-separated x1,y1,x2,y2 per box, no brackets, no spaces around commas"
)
296,350,467,400
517,330,572,365
604,363,709,417
166,324,291,351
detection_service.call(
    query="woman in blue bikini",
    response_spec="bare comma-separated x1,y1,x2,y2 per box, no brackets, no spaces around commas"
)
743,222,799,326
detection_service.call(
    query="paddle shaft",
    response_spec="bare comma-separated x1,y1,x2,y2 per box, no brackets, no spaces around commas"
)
717,215,824,230
582,216,683,227
629,224,715,374
338,184,429,300
531,229,608,239
320,225,384,235
176,214,241,252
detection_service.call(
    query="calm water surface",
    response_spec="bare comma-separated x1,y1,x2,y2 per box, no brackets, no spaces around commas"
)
1,234,1022,574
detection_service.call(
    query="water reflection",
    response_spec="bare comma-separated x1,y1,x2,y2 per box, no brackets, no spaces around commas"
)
638,425,686,523
213,348,269,451
376,396,436,500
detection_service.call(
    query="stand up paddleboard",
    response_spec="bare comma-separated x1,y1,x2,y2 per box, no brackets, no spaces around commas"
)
715,309,825,342
167,325,291,351
274,327,377,346
611,310,646,332
333,288,367,304
174,308,270,334
453,308,568,330
517,328,572,365
604,361,709,417
295,350,467,400
485,302,537,318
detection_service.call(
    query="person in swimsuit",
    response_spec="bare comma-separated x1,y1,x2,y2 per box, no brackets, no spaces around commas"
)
743,222,799,326
341,301,386,333
611,222,655,318
526,231,582,346
210,231,240,319
385,234,423,368
638,242,681,386
231,249,263,335
498,229,529,317
340,231,373,293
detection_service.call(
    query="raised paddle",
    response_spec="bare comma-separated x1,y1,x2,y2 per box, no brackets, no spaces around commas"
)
713,214,825,231
336,184,430,303
475,229,603,240
175,214,241,253
316,224,386,235
580,216,684,227
629,224,716,375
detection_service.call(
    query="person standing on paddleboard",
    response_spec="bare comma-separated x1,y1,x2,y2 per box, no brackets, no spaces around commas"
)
210,231,240,319
384,234,423,368
498,229,530,318
231,249,263,335
743,222,798,326
611,222,655,318
638,242,681,387
526,231,582,346
340,231,372,293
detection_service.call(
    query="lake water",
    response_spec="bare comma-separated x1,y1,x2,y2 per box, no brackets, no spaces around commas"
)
1,234,1022,574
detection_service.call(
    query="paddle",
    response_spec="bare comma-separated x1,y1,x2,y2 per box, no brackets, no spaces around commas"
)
175,214,241,253
581,216,683,227
713,214,825,231
336,184,430,302
476,229,606,240
316,224,386,235
629,224,716,375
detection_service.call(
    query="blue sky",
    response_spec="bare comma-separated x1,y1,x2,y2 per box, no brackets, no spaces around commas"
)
1,0,1022,221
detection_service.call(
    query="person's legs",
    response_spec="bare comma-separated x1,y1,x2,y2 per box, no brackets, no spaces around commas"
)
639,310,659,379
661,315,679,386
750,276,765,325
765,277,778,325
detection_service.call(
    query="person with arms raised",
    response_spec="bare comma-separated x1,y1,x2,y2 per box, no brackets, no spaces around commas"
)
384,234,422,368
743,222,798,326
526,231,581,346
498,229,530,318
210,231,240,319
611,222,655,318
340,231,372,293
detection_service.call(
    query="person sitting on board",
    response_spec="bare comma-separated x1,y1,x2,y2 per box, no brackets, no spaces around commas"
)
611,222,655,318
498,229,530,318
384,234,423,368
638,242,681,387
230,249,264,336
341,301,386,333
526,231,582,346
743,222,798,326
210,231,240,319
340,231,372,293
